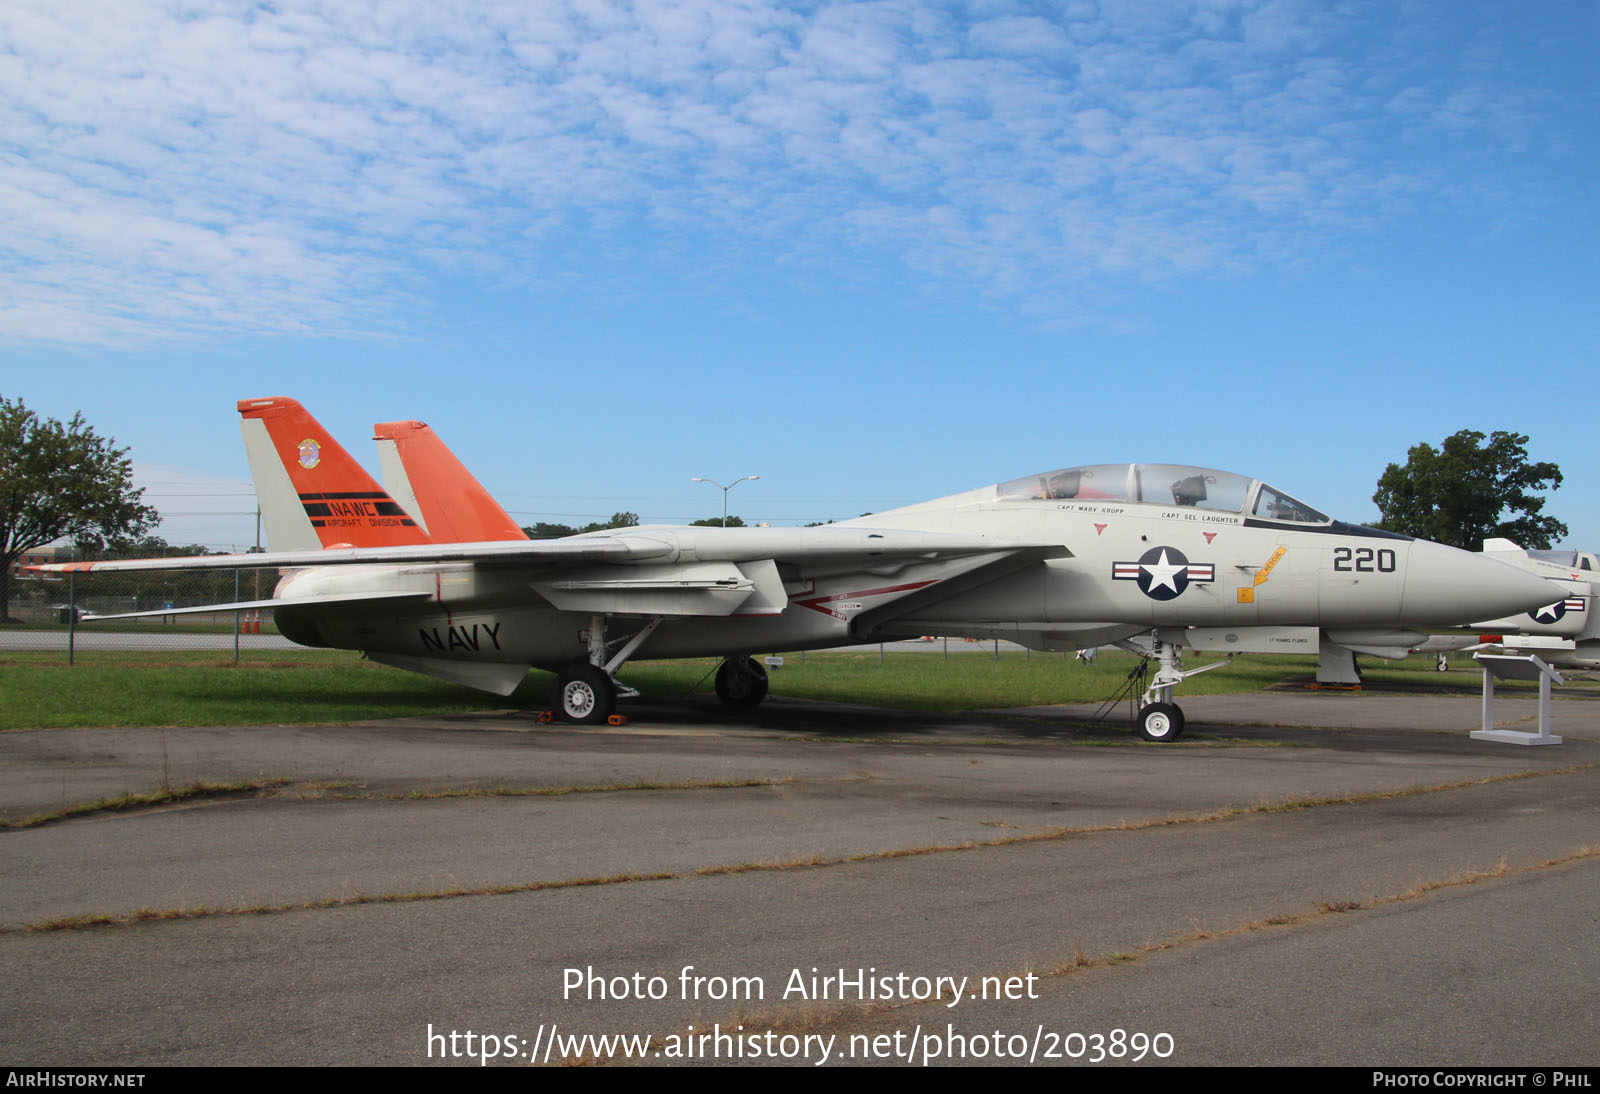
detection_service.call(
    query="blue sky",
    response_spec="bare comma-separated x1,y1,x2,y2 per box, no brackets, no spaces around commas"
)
3,0,1595,550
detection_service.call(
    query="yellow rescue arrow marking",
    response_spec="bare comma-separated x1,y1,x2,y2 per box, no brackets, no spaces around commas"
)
1253,546,1287,586
1237,546,1287,604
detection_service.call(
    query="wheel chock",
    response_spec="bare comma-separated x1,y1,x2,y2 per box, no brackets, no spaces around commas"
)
607,714,628,726
538,710,554,723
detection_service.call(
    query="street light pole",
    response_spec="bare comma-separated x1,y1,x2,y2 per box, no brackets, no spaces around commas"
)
692,475,759,527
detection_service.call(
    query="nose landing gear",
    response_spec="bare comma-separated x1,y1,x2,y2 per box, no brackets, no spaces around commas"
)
1134,638,1227,742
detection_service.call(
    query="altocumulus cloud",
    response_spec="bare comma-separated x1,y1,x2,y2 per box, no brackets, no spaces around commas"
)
0,0,1560,345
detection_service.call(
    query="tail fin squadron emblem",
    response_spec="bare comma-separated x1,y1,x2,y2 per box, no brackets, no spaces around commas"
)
297,439,321,469
1113,546,1214,601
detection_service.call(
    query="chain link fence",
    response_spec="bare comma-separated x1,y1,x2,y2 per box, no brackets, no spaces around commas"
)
3,568,295,662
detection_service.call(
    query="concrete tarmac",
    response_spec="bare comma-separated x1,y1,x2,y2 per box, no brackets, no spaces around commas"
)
2,684,1597,1067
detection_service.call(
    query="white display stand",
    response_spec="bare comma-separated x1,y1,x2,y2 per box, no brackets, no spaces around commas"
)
1471,653,1564,746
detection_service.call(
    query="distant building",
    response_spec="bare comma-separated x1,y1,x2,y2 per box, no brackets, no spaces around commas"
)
10,544,76,581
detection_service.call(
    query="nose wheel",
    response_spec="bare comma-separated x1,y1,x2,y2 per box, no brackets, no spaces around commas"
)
1137,701,1185,742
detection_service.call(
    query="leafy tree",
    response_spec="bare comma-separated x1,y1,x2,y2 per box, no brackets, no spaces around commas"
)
1,397,158,621
689,515,745,527
1373,430,1566,550
587,512,639,532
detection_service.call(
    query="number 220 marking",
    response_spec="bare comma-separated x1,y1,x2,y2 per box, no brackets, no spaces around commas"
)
1333,547,1396,573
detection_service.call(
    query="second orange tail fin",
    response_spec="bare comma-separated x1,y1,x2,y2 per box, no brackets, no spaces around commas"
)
373,420,528,543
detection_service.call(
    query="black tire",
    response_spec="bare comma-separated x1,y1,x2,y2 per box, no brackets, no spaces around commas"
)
1137,701,1185,742
552,662,616,725
715,656,769,707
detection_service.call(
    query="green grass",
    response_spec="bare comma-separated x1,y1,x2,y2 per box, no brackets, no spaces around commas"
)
0,645,1533,731
0,650,522,729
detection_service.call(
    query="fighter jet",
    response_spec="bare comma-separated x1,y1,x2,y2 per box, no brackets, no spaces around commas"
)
37,398,1558,741
1422,540,1600,671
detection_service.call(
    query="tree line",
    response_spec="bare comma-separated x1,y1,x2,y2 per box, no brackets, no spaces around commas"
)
521,513,748,538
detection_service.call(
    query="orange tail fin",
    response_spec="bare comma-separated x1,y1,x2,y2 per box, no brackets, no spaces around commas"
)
237,397,432,551
373,420,528,543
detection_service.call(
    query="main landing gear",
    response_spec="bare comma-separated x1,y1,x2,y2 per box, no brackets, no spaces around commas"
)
715,656,769,707
1134,638,1227,742
549,615,661,725
547,618,776,725
553,662,615,725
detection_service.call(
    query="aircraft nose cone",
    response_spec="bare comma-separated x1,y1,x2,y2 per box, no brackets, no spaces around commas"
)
1402,540,1560,625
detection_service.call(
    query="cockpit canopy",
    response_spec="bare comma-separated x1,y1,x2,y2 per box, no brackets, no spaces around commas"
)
995,463,1330,524
1529,548,1595,571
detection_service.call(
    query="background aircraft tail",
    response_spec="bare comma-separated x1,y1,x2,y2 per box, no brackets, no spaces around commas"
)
373,420,528,543
238,397,433,551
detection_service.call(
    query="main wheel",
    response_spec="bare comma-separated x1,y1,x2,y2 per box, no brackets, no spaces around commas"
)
715,656,769,707
552,662,616,725
1137,701,1185,742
